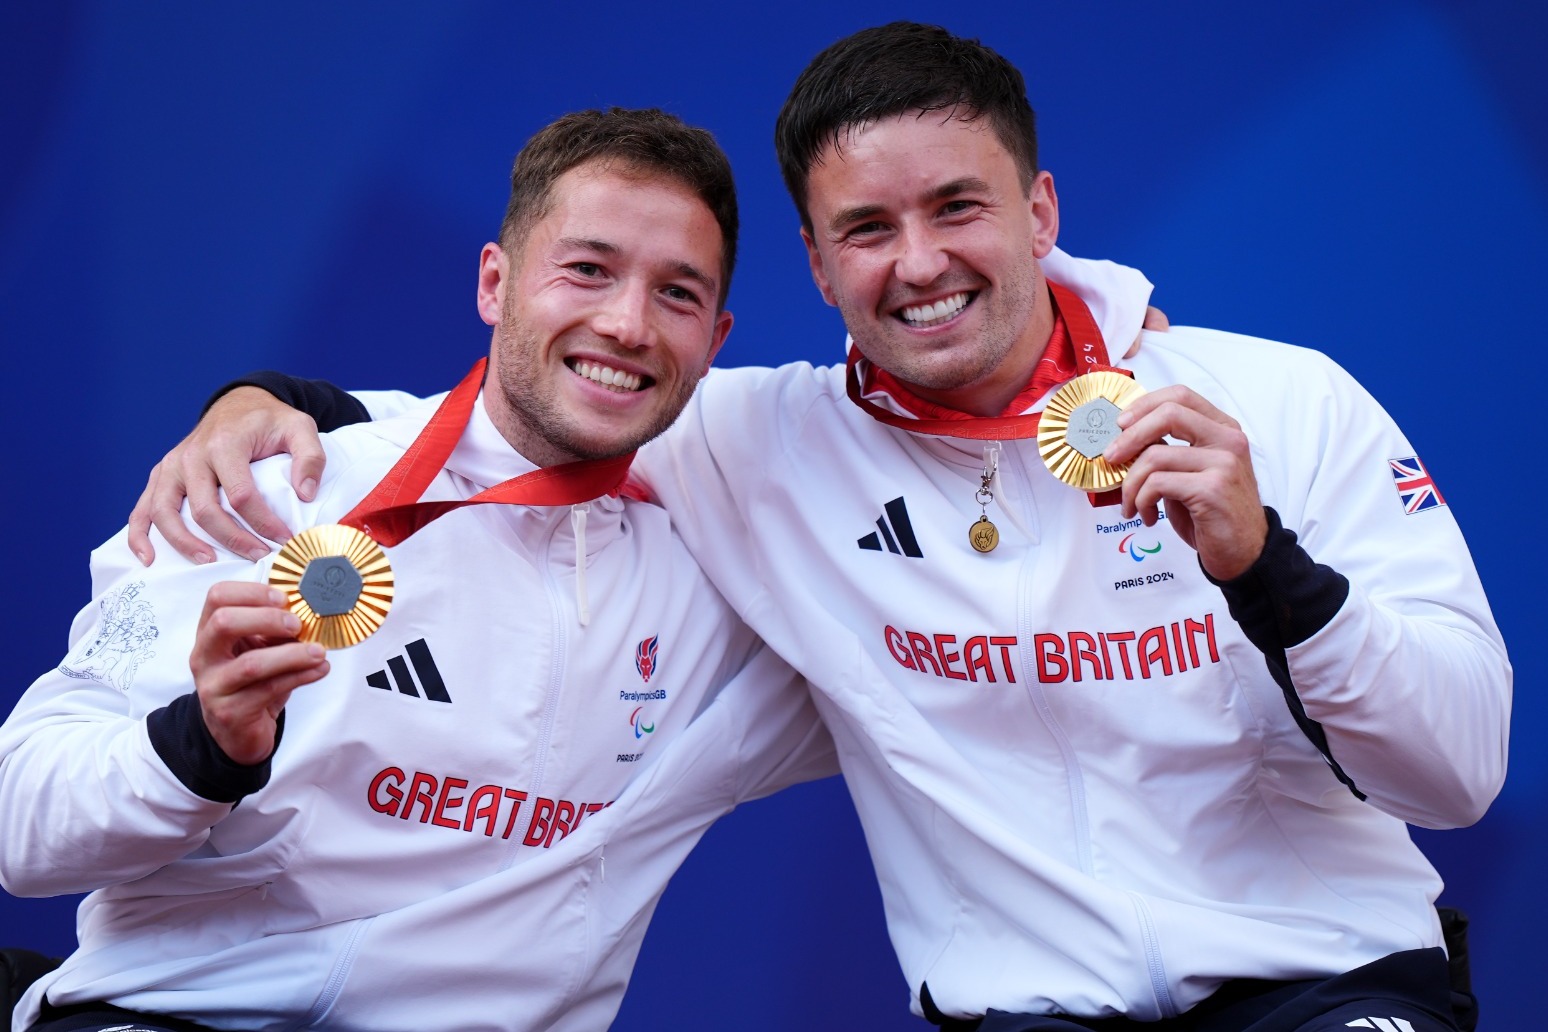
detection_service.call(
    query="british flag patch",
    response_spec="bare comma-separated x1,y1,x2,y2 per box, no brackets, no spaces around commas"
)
1389,455,1446,514
635,635,659,683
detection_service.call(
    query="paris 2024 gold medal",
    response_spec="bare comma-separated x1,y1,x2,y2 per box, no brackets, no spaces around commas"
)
268,524,393,649
1037,371,1147,492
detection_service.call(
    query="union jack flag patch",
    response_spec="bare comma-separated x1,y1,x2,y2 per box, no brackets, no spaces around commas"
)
1389,455,1445,514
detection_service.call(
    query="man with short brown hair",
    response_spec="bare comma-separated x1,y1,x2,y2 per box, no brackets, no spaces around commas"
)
0,107,835,1032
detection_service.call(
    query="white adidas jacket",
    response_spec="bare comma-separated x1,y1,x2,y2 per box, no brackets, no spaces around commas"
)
0,395,835,1032
267,249,1508,1022
630,252,1510,1020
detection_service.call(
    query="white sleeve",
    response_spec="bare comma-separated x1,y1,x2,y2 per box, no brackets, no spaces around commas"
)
724,645,838,802
1230,347,1510,830
0,529,269,896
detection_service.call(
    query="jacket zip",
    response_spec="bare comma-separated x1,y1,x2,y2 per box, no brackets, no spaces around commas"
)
1003,440,1095,877
500,509,570,873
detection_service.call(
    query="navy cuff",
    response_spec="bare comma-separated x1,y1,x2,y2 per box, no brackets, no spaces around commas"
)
1211,506,1349,651
147,693,282,803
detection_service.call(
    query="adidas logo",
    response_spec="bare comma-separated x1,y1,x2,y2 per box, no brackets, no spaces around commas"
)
366,638,452,703
1345,1019,1418,1031
857,496,923,558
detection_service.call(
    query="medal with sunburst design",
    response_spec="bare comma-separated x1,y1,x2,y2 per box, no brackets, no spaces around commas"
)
268,524,394,649
1037,371,1147,492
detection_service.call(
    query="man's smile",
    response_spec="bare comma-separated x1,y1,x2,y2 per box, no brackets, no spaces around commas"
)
896,290,976,328
567,358,651,393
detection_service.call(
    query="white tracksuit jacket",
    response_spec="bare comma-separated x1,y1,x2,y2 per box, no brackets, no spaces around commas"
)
626,251,1510,1020
0,395,835,1032
254,250,1508,1022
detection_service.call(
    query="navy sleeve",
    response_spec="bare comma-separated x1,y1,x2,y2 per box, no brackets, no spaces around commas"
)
203,372,370,432
146,693,284,803
1211,506,1363,798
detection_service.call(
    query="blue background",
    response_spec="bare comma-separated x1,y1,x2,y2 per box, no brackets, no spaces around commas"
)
2,2,1543,1028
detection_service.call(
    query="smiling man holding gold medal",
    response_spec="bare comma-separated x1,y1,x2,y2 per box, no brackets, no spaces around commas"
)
0,108,848,1032
106,21,1506,1032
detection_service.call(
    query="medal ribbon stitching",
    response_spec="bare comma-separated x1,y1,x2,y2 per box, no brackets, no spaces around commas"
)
339,357,635,547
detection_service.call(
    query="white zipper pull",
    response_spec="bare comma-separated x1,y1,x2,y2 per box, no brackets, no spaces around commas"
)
571,503,591,627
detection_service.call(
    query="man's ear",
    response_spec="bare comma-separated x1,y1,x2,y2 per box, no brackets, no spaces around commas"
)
703,309,734,375
800,227,839,307
477,243,508,326
1029,171,1060,260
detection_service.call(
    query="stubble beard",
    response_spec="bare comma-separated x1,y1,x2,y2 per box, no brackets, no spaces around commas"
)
843,253,1042,393
492,317,703,467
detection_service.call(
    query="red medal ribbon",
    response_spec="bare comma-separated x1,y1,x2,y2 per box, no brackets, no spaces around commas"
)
339,358,635,547
844,281,1130,504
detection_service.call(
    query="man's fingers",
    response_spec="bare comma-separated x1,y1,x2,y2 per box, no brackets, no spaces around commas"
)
1121,385,1236,430
196,640,329,766
1118,443,1211,520
287,421,327,504
133,386,325,566
209,640,328,699
198,602,302,653
194,584,295,653
1107,389,1245,466
183,464,268,563
211,455,289,554
127,464,162,566
198,581,286,620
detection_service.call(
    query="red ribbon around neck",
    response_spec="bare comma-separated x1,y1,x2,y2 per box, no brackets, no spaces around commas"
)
844,282,1131,505
339,358,635,547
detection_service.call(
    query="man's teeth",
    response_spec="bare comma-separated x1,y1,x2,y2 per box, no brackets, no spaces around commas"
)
900,292,971,327
574,360,644,393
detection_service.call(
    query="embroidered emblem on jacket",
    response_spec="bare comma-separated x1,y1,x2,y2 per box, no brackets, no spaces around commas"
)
635,634,659,682
59,580,159,692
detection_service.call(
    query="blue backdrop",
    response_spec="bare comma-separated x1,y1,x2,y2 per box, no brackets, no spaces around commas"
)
2,2,1543,1028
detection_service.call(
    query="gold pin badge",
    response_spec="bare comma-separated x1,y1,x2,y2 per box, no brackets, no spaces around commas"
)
268,524,393,649
1037,371,1147,492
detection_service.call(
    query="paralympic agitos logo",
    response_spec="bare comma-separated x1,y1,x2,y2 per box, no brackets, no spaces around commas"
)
629,706,655,739
1118,532,1161,563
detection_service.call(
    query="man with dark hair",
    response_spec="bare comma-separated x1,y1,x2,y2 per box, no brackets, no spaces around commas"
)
124,23,1507,1032
0,107,836,1032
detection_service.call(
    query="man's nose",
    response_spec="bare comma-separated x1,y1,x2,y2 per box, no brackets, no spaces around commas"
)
892,225,951,285
590,284,655,348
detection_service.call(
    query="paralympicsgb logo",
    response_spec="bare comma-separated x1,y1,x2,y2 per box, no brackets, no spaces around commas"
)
635,635,659,683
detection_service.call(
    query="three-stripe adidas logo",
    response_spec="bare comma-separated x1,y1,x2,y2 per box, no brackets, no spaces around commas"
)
857,496,923,558
1345,1019,1419,1031
366,638,452,703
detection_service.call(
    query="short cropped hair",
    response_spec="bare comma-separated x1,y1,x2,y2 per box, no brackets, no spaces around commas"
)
499,107,739,307
774,22,1039,230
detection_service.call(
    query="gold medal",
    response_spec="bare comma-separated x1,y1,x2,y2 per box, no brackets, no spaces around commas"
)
268,524,393,649
968,515,999,553
1037,371,1147,492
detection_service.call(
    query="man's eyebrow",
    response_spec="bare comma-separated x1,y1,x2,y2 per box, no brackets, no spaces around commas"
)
827,204,885,236
667,260,718,298
556,237,619,255
927,177,993,202
825,178,995,236
556,237,716,298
